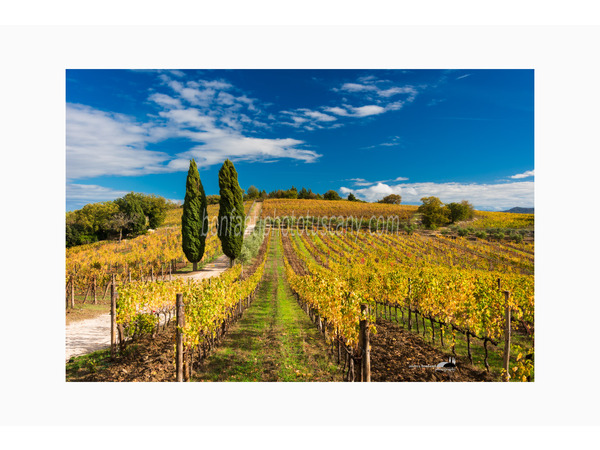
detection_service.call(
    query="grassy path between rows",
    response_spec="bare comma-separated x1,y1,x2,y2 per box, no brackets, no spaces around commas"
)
193,232,341,382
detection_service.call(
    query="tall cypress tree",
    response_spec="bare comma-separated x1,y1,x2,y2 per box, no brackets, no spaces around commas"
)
182,159,208,271
217,159,245,266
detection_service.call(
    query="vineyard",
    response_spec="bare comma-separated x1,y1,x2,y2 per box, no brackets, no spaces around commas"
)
261,199,418,224
470,210,535,229
113,227,271,380
67,198,534,382
65,202,252,307
280,227,534,381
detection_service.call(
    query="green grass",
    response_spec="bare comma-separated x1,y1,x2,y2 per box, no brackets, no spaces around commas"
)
65,301,110,325
192,232,341,382
66,348,112,379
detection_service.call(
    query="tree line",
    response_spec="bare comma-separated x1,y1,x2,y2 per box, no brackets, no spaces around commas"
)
66,193,178,247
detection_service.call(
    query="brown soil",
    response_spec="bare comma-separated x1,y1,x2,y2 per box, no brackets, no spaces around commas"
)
67,313,498,382
297,233,328,265
67,324,178,382
281,232,307,275
370,318,496,382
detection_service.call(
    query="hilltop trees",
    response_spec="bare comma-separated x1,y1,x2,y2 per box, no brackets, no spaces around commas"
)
114,193,147,235
323,190,342,200
378,194,402,205
182,159,208,271
246,185,260,200
418,197,475,229
66,193,175,247
418,196,450,229
218,159,245,267
446,200,475,223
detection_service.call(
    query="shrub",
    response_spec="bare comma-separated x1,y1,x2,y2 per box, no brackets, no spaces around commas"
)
418,196,450,229
323,190,342,201
378,194,402,204
403,223,417,235
239,222,266,264
445,200,475,223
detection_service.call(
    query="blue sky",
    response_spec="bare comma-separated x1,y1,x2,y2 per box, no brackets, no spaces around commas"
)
66,69,534,211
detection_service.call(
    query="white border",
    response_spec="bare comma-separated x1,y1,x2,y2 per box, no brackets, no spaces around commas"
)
1,25,599,433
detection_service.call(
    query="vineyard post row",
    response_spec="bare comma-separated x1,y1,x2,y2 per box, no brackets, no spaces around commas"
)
373,277,514,381
66,258,186,310
290,283,373,382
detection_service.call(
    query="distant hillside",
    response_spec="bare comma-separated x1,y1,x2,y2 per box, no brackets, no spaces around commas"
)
502,207,534,214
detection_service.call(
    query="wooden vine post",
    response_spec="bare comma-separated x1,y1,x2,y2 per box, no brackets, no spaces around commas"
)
359,303,371,382
110,274,117,359
176,293,185,382
502,290,511,382
407,278,412,330
93,275,97,305
70,276,75,309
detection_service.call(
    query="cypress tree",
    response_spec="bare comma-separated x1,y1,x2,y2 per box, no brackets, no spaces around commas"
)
182,159,208,271
217,159,245,266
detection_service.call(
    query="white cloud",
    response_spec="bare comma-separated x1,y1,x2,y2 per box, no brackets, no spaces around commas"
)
347,175,409,186
339,82,378,93
148,93,183,109
339,82,417,100
352,105,386,117
279,108,338,130
378,86,418,99
340,180,534,211
302,109,337,122
68,74,323,180
324,104,386,117
510,170,535,179
364,135,403,149
66,103,171,179
168,134,318,170
323,106,347,116
151,77,322,166
66,183,130,205
456,74,471,80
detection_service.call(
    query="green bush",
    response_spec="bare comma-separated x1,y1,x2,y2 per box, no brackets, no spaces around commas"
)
445,200,475,223
418,196,450,229
124,313,158,340
403,223,417,235
239,221,266,264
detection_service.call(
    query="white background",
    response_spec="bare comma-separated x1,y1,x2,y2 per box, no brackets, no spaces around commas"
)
1,2,599,447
